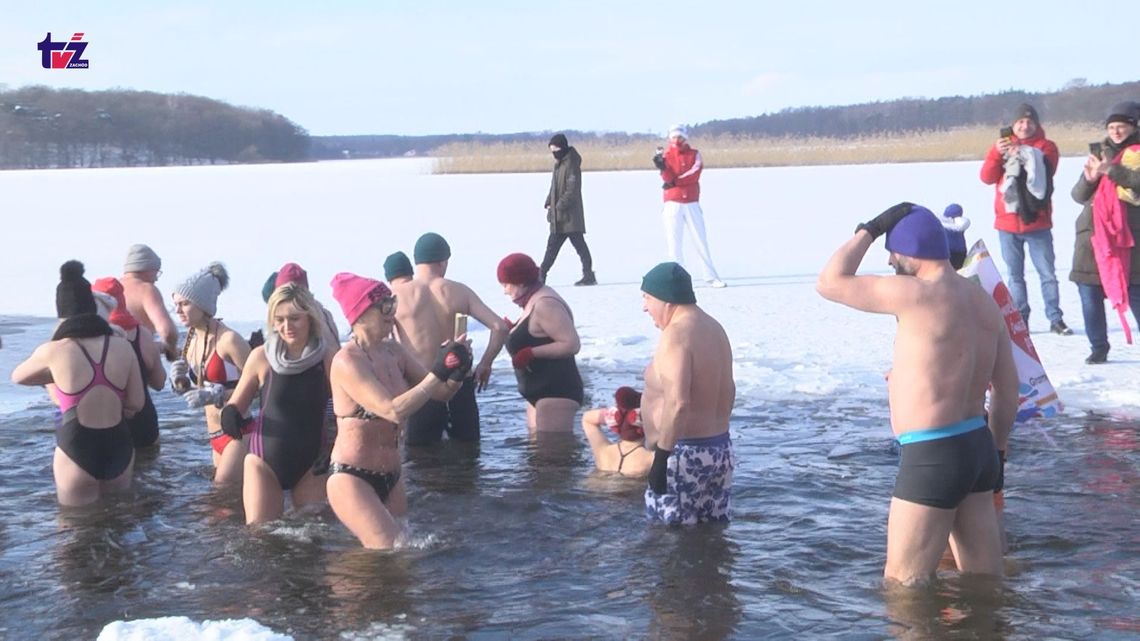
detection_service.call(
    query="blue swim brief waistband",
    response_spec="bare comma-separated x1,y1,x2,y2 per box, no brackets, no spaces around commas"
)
896,416,987,445
675,432,731,448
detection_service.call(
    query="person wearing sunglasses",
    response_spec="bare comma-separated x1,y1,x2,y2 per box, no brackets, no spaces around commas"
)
326,272,472,549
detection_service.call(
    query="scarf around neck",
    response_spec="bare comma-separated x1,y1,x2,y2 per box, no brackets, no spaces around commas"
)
52,314,113,341
265,330,325,376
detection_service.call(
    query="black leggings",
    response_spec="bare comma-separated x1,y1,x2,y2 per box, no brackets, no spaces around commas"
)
539,232,592,275
405,377,480,446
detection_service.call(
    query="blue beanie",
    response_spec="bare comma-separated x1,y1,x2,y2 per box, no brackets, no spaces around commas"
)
885,206,949,260
641,262,696,304
414,233,451,264
383,251,413,281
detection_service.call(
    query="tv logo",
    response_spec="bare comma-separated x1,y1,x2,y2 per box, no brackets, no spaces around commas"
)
37,32,90,69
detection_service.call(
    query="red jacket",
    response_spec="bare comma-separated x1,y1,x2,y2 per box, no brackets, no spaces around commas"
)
979,127,1059,233
660,142,702,203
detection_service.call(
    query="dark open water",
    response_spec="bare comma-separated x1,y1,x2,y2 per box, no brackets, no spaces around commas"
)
0,317,1137,640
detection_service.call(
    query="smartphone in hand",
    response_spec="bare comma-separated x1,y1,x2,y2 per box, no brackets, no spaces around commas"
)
454,313,468,340
999,127,1014,140
1089,142,1103,158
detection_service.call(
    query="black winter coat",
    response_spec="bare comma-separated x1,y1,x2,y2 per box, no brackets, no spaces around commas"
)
1070,133,1140,286
545,147,586,234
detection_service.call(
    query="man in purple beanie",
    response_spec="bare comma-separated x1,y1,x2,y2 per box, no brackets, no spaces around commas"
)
816,202,1019,586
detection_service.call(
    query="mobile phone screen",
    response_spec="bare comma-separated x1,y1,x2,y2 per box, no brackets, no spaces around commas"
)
454,313,468,339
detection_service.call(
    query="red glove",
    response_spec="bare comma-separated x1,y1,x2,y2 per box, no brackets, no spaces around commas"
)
511,347,534,369
625,408,643,428
603,407,623,429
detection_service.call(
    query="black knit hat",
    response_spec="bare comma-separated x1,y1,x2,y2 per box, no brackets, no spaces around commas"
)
1011,103,1040,125
56,260,97,318
1105,101,1140,127
548,133,568,149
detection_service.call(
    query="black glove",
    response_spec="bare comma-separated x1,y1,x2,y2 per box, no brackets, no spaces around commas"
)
648,446,671,495
247,330,264,349
662,181,675,190
220,405,252,440
449,343,474,382
431,341,471,381
652,154,667,171
855,201,916,239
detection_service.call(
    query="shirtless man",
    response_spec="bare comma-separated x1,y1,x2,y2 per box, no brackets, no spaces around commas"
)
388,237,508,446
816,202,1018,585
640,262,735,525
121,244,179,361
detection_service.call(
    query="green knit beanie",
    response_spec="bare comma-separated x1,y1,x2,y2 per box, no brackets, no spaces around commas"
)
641,262,696,305
414,232,451,264
261,271,278,303
384,251,413,281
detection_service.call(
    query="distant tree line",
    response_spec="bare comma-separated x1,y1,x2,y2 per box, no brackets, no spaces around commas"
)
692,80,1140,138
0,86,309,169
308,131,655,160
311,80,1140,158
5,80,1137,168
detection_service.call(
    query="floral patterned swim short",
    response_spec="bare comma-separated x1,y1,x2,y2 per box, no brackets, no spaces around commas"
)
645,432,734,524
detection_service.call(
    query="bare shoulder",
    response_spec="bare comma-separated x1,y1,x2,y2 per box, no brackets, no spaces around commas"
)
247,345,268,367
216,327,245,349
439,278,477,307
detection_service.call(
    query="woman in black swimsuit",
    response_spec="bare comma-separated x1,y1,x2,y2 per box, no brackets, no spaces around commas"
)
497,253,583,433
222,284,338,524
12,261,145,506
326,272,471,549
92,277,167,448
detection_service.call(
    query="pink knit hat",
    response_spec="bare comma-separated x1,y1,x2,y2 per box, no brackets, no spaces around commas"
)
275,262,309,289
330,272,391,326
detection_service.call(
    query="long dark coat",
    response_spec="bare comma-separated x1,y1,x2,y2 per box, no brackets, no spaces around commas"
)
545,147,585,234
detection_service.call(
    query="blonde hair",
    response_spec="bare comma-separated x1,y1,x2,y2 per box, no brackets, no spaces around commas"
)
266,283,325,339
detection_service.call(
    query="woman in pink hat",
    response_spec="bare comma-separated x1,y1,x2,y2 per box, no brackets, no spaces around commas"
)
497,253,583,433
326,272,472,549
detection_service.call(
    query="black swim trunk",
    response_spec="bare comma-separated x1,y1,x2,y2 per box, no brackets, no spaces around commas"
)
405,377,480,446
893,417,1000,509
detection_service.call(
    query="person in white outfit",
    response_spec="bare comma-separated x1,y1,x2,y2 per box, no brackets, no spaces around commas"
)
653,125,726,288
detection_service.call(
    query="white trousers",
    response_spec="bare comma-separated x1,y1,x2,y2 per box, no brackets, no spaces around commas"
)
662,200,720,280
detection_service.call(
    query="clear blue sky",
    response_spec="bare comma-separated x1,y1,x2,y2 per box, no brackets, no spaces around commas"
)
0,1,1131,136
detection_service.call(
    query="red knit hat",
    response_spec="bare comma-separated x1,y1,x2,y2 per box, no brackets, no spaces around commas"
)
330,272,392,326
91,277,139,331
497,253,540,285
275,262,309,289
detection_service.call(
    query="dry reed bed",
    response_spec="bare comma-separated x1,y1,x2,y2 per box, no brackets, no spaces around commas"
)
431,123,1106,174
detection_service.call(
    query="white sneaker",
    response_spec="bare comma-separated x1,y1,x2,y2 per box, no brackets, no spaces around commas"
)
709,279,727,288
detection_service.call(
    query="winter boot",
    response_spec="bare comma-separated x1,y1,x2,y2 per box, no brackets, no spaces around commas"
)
574,271,597,286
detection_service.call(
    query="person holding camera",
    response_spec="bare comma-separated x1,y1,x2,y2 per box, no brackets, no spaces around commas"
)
540,133,596,286
980,104,1070,335
1069,101,1140,364
653,125,726,288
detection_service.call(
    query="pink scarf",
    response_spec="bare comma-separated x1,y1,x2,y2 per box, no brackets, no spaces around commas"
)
1091,148,1137,344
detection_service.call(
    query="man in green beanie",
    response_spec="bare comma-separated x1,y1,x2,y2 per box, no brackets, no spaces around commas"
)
394,233,509,446
640,262,735,524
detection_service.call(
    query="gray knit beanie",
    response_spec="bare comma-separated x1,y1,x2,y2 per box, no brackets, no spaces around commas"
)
123,244,162,273
173,262,229,317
